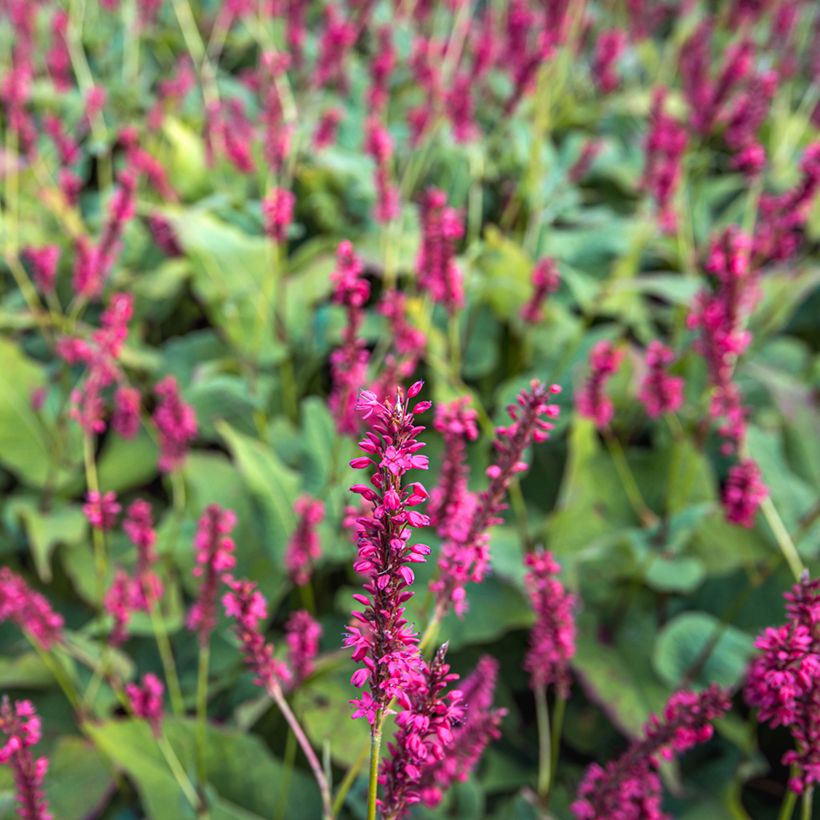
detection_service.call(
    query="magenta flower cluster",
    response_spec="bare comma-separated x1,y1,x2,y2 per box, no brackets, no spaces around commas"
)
345,381,432,724
433,380,561,616
285,496,325,587
576,340,623,429
125,673,165,736
0,698,52,820
524,549,576,697
0,568,64,649
572,685,730,819
745,575,820,795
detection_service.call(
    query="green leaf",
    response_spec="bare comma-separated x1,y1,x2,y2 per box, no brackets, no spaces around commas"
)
45,736,114,820
644,556,706,593
95,427,159,493
86,718,321,820
653,612,755,690
7,497,87,581
161,117,209,200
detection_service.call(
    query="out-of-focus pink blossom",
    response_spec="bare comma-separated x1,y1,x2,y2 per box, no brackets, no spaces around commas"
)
521,258,560,323
638,341,684,418
572,685,730,818
126,673,165,736
524,549,576,697
593,30,626,94
285,609,322,684
112,386,141,439
0,698,52,820
83,490,121,531
722,459,768,527
417,189,464,314
314,108,342,150
576,341,623,429
223,577,292,691
23,247,60,295
262,188,295,244
745,575,820,795
285,497,325,587
152,376,197,473
433,381,561,616
188,505,237,645
0,568,64,649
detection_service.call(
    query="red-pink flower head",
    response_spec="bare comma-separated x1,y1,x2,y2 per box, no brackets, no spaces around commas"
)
433,381,562,616
368,26,396,113
315,5,356,90
125,673,165,736
152,376,197,472
0,568,64,649
262,188,295,244
223,577,291,691
417,189,464,315
380,645,464,818
524,549,576,696
112,385,141,439
593,29,627,94
83,490,121,531
329,241,371,435
745,574,819,795
285,609,322,684
521,258,560,323
314,108,342,150
428,398,479,542
722,458,768,527
642,88,687,233
638,341,684,418
366,118,400,223
23,246,60,295
0,698,52,820
187,504,237,645
569,139,604,182
104,569,139,646
285,496,325,586
418,655,506,808
345,382,432,724
124,499,162,606
572,685,730,819
576,341,623,429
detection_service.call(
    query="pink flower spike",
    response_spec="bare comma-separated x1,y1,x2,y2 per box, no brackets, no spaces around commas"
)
0,568,64,649
285,497,325,587
126,673,165,735
285,610,322,685
0,697,52,820
152,376,197,473
576,341,623,429
83,491,121,531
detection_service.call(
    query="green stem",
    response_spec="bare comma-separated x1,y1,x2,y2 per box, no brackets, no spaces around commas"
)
800,787,813,820
549,693,566,788
32,642,81,712
195,642,210,787
534,686,551,798
367,713,384,820
760,497,804,581
156,731,200,810
332,743,369,817
779,783,798,820
604,430,657,527
148,600,185,716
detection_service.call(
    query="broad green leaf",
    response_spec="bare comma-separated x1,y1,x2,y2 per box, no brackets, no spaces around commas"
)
86,718,321,820
653,612,755,690
45,736,114,820
95,427,159,493
645,555,706,593
7,497,87,581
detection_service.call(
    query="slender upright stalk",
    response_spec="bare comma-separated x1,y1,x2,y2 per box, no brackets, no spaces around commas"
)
367,712,384,820
195,643,210,786
778,782,798,820
156,731,200,811
269,684,333,820
760,497,804,582
148,601,185,716
800,787,813,820
604,430,657,527
332,744,369,817
534,686,551,798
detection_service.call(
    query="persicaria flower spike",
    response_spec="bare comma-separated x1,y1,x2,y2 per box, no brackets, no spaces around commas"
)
125,673,165,736
83,490,121,531
572,685,731,819
524,549,576,697
576,341,623,429
380,645,464,819
416,189,464,315
745,574,819,795
417,655,506,808
152,376,197,473
722,458,768,527
262,188,295,244
0,568,64,649
187,504,237,645
124,499,162,606
0,698,52,820
638,341,684,419
285,497,325,587
521,258,560,324
345,382,432,725
432,381,561,616
223,577,291,692
428,398,478,542
285,609,322,685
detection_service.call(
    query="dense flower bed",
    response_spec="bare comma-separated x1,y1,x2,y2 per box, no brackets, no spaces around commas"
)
0,0,818,818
